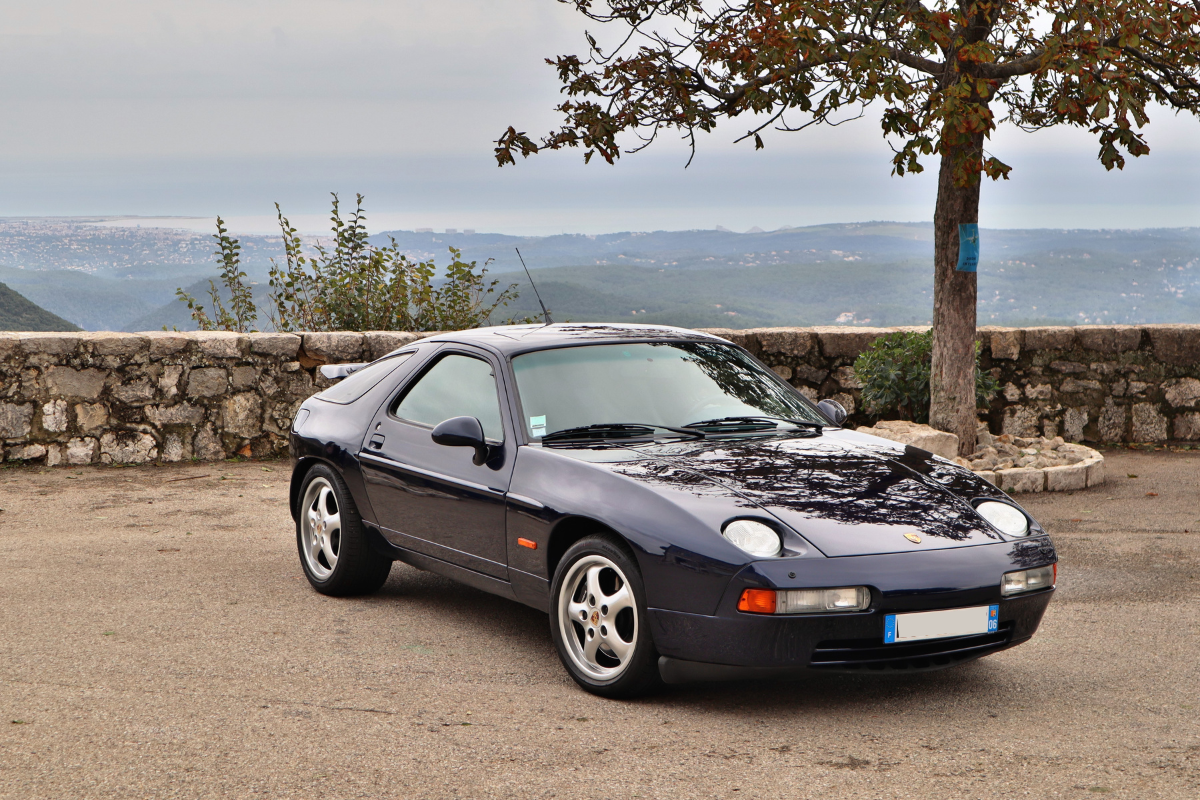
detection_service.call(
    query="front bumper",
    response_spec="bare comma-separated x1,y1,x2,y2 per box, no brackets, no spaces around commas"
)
648,538,1056,682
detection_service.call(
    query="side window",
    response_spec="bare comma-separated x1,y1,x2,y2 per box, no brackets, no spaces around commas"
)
394,354,504,441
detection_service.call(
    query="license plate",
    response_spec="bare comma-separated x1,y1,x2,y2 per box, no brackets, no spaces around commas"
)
884,604,999,644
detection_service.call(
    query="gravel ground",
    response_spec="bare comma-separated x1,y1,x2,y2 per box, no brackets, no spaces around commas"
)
0,450,1197,799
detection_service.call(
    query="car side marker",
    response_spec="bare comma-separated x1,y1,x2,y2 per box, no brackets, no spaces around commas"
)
517,538,538,549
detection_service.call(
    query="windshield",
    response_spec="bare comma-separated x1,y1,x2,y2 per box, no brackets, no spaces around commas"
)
511,341,826,439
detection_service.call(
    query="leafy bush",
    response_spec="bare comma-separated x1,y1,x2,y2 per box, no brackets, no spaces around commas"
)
854,331,998,423
177,194,532,333
176,217,259,332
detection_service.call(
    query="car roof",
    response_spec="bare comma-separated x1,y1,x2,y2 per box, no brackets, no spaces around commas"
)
416,322,732,357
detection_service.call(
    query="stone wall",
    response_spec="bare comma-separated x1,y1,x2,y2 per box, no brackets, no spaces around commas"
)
2,325,1199,465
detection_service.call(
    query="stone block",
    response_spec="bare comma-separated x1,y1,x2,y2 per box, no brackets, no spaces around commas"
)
1164,378,1200,408
221,392,263,439
18,332,80,357
5,443,46,461
193,426,225,461
86,332,149,358
1127,381,1149,396
1131,402,1168,442
1002,406,1040,438
858,421,958,459
146,403,205,427
1024,327,1076,351
249,333,302,359
1003,383,1022,402
0,333,19,361
66,437,97,465
999,468,1044,494
75,403,108,433
186,367,228,398
231,366,259,390
44,367,105,400
158,365,183,399
0,403,34,439
975,470,998,486
1075,325,1142,353
194,331,245,359
162,433,186,462
771,365,792,380
833,366,861,389
987,328,1022,360
755,328,816,358
1025,383,1052,400
1146,324,1200,367
99,432,158,464
144,331,192,358
1098,400,1127,442
45,445,63,466
830,392,856,416
1044,463,1088,492
111,379,156,406
797,386,818,401
1173,413,1200,440
301,332,365,364
811,327,894,359
793,365,829,385
1049,361,1087,374
41,399,68,433
364,332,421,360
1060,378,1102,393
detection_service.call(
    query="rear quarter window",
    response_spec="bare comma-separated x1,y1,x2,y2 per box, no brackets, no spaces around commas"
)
315,352,414,405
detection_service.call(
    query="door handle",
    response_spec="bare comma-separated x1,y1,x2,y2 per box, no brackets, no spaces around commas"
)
368,434,386,450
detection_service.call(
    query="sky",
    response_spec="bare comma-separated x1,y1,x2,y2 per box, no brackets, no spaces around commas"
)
1,0,1198,235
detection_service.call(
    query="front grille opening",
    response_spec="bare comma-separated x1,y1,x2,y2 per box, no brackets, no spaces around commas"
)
809,623,1014,671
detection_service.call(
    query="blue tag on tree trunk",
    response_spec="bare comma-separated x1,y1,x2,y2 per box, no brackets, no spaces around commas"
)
957,223,979,272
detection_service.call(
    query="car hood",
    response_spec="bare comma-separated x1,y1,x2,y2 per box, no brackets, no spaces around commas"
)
553,430,1008,557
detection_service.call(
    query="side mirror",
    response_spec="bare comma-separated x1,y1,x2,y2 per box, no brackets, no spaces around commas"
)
817,399,847,426
431,416,491,466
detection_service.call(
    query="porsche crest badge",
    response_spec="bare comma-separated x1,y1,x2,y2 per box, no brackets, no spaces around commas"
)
904,533,922,544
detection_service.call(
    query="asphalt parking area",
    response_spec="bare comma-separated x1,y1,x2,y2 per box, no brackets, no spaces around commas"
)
1,451,1197,799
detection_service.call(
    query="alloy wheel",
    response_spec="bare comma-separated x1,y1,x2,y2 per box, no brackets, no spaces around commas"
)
556,554,639,681
300,477,341,580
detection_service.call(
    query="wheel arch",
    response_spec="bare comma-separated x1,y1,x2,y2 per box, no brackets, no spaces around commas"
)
546,516,637,582
290,456,332,521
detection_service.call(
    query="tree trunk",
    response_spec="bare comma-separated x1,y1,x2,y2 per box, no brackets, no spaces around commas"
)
929,133,983,456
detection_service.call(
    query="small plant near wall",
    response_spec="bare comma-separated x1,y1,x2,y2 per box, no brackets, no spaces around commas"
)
175,194,533,333
855,331,997,424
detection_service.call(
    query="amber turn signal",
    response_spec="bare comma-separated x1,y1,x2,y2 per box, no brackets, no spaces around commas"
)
517,538,537,550
737,588,777,614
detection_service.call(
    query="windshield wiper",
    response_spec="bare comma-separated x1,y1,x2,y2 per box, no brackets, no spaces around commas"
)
540,423,706,443
683,415,825,431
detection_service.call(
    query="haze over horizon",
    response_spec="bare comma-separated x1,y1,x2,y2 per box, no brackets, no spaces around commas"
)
2,1,1198,236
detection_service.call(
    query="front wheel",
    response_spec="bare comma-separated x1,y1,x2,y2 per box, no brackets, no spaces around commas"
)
549,535,661,698
296,464,391,596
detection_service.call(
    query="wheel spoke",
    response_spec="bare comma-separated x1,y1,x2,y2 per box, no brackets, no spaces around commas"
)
585,566,603,605
583,629,602,664
605,632,632,663
309,535,323,564
568,600,589,623
324,512,341,534
604,584,633,616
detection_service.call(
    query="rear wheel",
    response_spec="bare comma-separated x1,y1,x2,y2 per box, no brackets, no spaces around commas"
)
550,535,661,698
297,464,391,596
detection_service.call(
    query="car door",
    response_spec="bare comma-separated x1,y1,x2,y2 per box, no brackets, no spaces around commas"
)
359,346,514,579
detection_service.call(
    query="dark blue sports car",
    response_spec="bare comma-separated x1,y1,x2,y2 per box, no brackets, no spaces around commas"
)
289,323,1056,697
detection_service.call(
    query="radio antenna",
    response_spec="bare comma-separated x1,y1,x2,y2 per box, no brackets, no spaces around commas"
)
515,247,552,325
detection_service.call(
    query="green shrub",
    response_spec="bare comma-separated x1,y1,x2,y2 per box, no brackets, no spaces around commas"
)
177,194,533,333
854,330,997,423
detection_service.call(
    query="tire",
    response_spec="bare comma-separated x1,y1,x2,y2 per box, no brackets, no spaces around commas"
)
549,535,662,698
296,464,391,596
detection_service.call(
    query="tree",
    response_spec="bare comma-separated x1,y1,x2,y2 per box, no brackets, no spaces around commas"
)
495,0,1200,454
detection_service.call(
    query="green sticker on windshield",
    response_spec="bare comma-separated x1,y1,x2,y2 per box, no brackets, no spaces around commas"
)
530,415,547,435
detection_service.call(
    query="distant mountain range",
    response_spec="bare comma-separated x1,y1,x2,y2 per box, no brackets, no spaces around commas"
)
1,218,1197,331
0,281,80,331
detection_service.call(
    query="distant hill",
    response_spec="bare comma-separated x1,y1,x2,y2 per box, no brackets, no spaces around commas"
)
0,281,81,331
